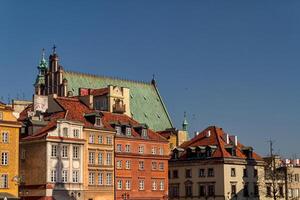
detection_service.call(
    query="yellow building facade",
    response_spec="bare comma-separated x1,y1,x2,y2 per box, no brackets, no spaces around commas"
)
0,102,21,199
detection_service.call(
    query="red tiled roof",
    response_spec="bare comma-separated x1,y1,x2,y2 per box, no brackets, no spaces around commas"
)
158,129,177,139
89,88,109,96
18,104,33,121
179,126,262,161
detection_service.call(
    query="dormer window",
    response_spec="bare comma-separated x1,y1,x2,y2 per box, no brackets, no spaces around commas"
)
63,128,68,137
141,129,148,138
115,126,121,135
95,117,102,127
126,127,131,136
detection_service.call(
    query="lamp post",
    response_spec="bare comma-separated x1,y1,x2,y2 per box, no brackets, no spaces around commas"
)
122,192,130,200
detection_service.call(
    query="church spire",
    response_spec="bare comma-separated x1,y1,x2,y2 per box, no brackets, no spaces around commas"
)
182,111,188,131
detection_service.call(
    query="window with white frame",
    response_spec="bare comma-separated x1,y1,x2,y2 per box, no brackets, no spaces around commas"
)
159,147,164,155
151,147,157,155
117,180,122,190
72,170,79,183
126,127,131,136
160,180,164,190
51,145,58,157
63,127,68,137
106,173,112,185
159,162,164,170
2,132,8,143
98,152,103,165
98,173,103,185
117,144,122,152
50,170,57,182
152,180,157,190
0,112,3,120
125,180,131,190
139,179,145,190
73,146,79,159
89,172,95,185
125,160,131,169
73,129,79,138
62,146,68,158
142,129,147,138
98,135,103,144
0,174,8,188
138,145,144,154
1,152,8,165
125,144,131,153
62,170,68,183
117,160,122,169
106,152,112,165
106,136,112,145
89,134,95,144
152,161,157,170
89,152,95,164
115,126,121,135
139,161,144,170
95,117,102,127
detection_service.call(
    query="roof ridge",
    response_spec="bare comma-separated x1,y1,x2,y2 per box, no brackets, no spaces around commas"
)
65,70,152,86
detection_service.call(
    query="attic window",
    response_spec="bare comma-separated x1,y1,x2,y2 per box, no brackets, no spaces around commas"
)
95,117,102,127
63,128,68,137
126,127,132,136
115,126,121,135
141,128,148,138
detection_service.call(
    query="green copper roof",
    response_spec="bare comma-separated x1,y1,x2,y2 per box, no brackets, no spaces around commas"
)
64,71,173,131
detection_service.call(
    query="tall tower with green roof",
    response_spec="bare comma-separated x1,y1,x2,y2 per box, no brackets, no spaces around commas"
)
34,49,48,95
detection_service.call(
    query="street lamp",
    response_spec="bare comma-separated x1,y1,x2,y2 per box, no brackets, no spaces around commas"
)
121,192,130,200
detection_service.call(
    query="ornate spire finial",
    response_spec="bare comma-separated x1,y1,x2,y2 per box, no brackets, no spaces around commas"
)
52,44,56,54
41,48,45,59
182,111,188,131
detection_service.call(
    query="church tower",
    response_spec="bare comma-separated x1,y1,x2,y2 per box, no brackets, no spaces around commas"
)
34,49,48,95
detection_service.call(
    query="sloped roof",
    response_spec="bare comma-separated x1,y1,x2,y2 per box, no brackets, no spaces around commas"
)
63,71,173,131
178,126,262,160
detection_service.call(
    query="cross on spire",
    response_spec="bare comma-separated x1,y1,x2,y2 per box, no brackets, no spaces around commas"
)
52,44,57,54
41,48,45,59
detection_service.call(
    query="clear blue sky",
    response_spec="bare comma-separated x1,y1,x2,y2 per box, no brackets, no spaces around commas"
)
1,1,299,157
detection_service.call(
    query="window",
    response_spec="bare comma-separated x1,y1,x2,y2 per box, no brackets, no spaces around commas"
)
98,173,103,185
51,145,58,157
208,168,214,177
98,135,103,144
152,180,157,190
139,161,144,170
51,170,57,182
125,180,131,190
171,184,180,198
185,184,193,197
199,185,206,197
72,170,79,183
0,112,3,120
106,152,112,165
1,152,8,165
152,162,157,170
89,152,95,164
62,170,68,183
159,162,164,170
89,172,95,185
254,183,259,196
115,126,121,135
106,136,112,145
138,145,144,154
62,146,68,158
254,169,258,177
117,180,122,190
98,152,103,165
139,180,145,190
159,147,164,155
117,160,122,169
73,146,79,159
95,117,102,127
125,144,131,152
199,169,205,177
63,127,68,137
279,185,284,197
173,170,179,178
186,169,192,178
142,129,147,137
2,132,8,143
117,144,122,152
0,174,8,188
243,183,249,197
151,147,157,155
126,127,131,136
160,180,164,190
125,160,131,169
231,168,236,177
295,174,299,182
106,173,112,185
89,134,95,143
73,129,79,138
243,168,248,177
266,184,271,196
208,185,215,196
231,184,236,195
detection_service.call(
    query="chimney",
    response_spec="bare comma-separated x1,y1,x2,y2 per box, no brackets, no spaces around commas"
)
229,135,238,146
223,133,230,144
294,159,300,166
194,131,200,137
206,130,211,138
